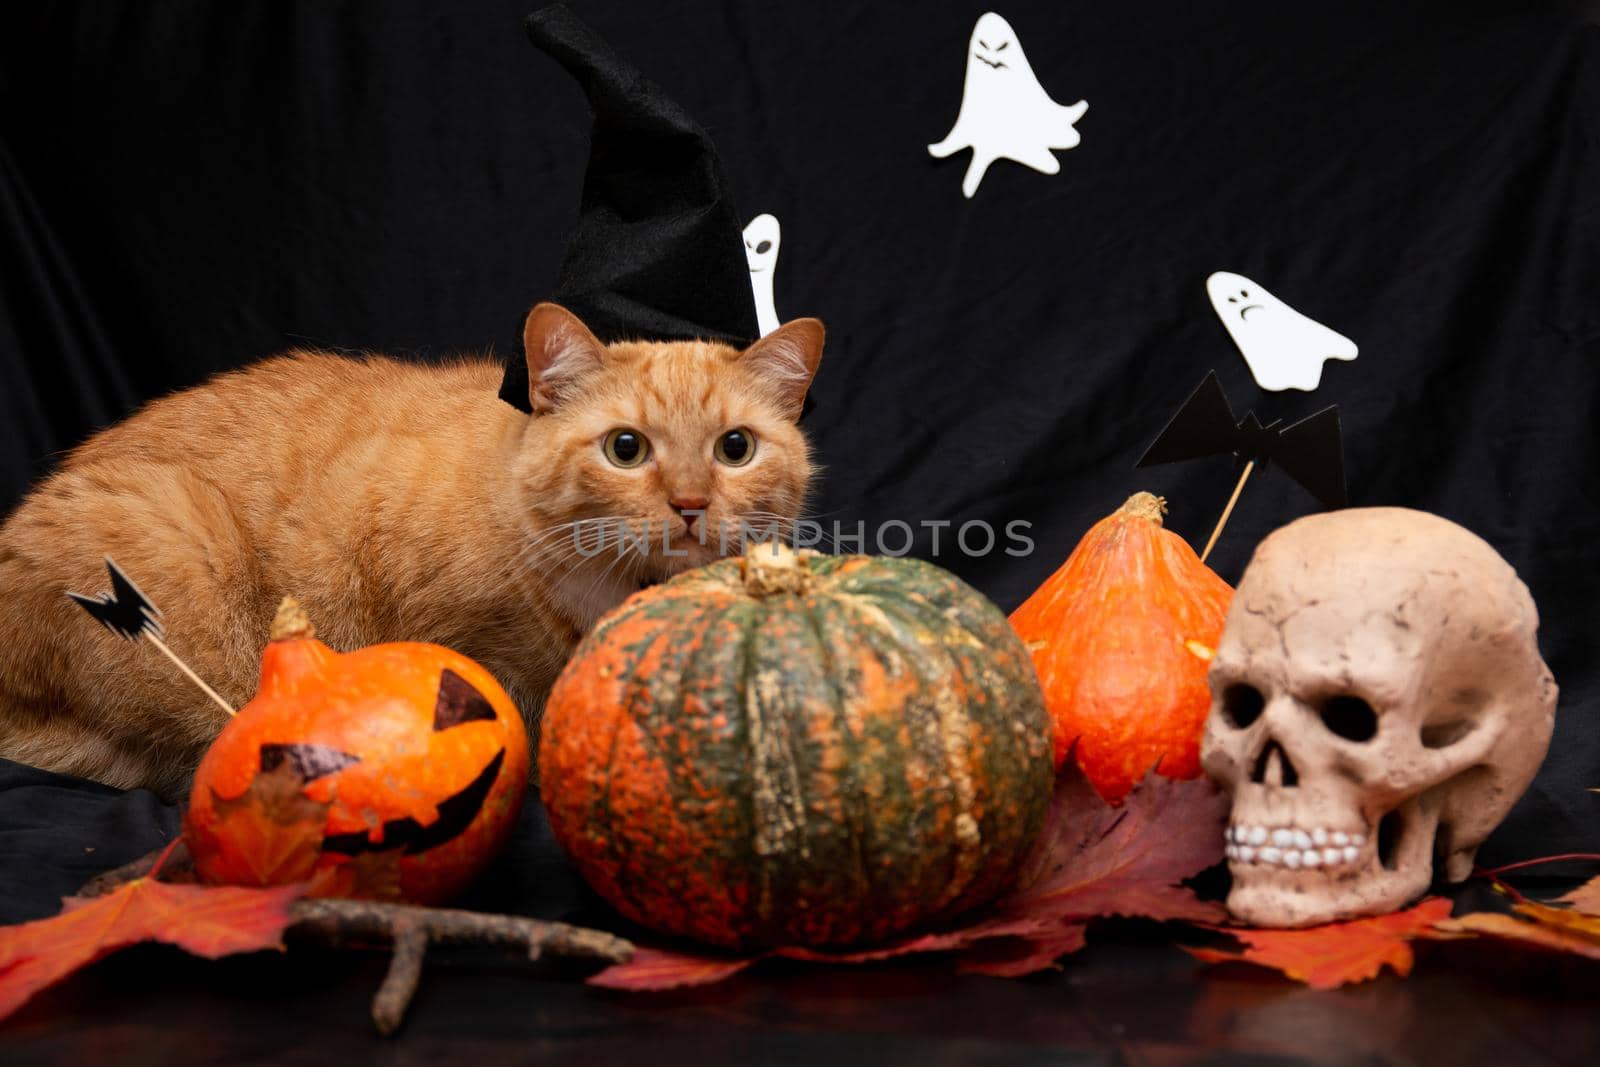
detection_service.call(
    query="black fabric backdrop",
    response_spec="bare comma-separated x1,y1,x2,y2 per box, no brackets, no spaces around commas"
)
1,0,1597,911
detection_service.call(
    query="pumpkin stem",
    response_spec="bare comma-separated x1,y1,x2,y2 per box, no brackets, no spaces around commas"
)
1119,492,1168,525
741,541,813,597
269,596,316,641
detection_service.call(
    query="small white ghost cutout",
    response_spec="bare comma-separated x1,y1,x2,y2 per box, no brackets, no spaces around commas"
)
928,11,1088,198
1206,272,1359,392
743,213,781,338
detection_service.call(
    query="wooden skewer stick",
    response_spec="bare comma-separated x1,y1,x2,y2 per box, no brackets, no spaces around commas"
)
1200,460,1256,564
145,632,236,716
67,557,236,717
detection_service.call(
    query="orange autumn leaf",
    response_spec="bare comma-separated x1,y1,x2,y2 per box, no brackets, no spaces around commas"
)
1557,876,1600,917
1186,897,1458,989
0,876,303,1022
193,760,331,886
1440,899,1600,960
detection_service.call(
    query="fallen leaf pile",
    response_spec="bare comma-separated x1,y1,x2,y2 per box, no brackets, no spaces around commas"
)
593,771,1600,992
2,763,1597,1014
591,765,1231,990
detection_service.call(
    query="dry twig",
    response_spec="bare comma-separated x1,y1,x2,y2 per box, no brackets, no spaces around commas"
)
78,846,634,1035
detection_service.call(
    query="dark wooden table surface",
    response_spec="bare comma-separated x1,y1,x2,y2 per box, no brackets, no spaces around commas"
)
6,924,1598,1066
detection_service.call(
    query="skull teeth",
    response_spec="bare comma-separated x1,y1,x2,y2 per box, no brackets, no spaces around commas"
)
1225,825,1367,869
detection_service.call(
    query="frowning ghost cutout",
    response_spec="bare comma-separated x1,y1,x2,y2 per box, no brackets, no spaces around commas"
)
928,12,1088,198
1206,272,1359,392
743,213,781,337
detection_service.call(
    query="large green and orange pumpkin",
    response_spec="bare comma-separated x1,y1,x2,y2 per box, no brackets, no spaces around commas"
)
540,543,1055,951
1010,492,1233,804
185,599,529,906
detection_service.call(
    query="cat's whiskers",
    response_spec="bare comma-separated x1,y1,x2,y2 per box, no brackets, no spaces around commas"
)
523,514,664,608
517,515,634,571
573,541,644,618
735,511,844,554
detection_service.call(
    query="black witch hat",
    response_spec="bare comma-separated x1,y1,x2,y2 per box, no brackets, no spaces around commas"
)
500,4,763,412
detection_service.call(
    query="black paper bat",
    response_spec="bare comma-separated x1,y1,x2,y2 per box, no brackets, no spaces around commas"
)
66,557,165,642
1137,371,1348,508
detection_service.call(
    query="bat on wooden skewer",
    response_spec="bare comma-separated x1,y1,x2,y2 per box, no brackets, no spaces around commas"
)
66,557,236,717
1137,371,1347,562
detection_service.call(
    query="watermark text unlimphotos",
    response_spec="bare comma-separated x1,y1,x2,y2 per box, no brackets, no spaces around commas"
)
572,515,1035,559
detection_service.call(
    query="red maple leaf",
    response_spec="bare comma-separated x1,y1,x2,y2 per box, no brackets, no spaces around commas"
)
992,760,1229,926
195,761,332,887
0,874,304,1022
1185,897,1459,989
590,766,1229,990
588,946,760,991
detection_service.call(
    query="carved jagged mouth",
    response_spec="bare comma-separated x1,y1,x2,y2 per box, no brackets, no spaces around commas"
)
1225,823,1368,870
975,55,1007,69
323,749,506,856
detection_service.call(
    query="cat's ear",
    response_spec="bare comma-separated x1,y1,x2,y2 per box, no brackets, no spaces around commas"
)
523,302,608,413
740,319,824,421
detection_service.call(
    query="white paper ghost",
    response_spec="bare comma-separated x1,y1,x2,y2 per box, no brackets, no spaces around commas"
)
743,213,781,337
1206,271,1359,392
927,12,1088,199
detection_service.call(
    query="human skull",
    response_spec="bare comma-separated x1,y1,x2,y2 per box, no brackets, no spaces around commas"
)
1201,508,1557,927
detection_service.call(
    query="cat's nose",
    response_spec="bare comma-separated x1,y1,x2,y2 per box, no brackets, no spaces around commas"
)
670,496,709,532
670,496,709,513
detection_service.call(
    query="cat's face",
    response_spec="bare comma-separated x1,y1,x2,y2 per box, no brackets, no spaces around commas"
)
512,304,823,597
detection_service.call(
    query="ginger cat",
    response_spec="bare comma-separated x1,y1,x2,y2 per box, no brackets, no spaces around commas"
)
0,304,823,797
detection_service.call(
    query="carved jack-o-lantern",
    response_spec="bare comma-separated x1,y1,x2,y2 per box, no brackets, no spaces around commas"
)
185,599,530,905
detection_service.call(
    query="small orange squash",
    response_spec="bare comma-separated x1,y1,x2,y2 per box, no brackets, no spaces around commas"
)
1009,492,1233,803
185,599,529,905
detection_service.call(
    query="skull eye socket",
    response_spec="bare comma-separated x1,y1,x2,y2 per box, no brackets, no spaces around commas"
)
1219,683,1265,729
1420,718,1474,748
1319,695,1378,742
1421,689,1484,748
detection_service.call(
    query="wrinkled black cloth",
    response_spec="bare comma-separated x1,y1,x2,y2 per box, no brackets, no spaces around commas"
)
0,759,180,923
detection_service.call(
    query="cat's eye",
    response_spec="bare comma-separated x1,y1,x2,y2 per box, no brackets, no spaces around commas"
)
603,428,651,468
714,428,755,466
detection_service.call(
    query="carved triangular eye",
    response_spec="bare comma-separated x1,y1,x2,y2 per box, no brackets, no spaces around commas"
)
259,742,360,781
433,668,498,731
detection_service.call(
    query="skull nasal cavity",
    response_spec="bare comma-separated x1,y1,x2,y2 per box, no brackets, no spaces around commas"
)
1251,741,1299,787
